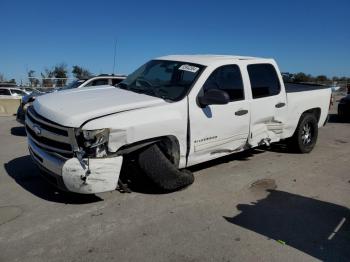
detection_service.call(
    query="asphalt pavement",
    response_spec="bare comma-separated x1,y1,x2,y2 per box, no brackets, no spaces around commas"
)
0,100,349,262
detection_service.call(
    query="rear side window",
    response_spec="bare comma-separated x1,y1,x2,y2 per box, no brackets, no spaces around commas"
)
86,79,109,86
247,64,281,99
203,65,244,101
0,89,11,95
94,79,109,86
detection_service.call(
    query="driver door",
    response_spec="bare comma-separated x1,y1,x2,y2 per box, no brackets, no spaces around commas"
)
187,65,250,166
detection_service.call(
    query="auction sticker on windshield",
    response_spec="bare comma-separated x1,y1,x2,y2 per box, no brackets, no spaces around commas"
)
178,64,200,73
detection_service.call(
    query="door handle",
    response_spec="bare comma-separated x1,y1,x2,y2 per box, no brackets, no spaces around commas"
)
235,109,248,116
275,102,286,108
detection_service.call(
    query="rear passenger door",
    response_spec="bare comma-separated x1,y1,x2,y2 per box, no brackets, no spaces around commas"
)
247,63,287,146
188,65,250,166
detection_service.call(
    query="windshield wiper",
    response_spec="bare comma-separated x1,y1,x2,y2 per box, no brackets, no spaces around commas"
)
128,87,145,94
128,87,154,97
129,87,168,100
140,89,156,96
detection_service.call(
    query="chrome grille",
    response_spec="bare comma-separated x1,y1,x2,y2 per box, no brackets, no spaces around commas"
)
25,106,76,157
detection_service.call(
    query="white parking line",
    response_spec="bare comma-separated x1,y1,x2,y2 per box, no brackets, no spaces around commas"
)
328,217,346,240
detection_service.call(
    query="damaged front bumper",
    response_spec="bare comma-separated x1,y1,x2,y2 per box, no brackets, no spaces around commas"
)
28,138,123,194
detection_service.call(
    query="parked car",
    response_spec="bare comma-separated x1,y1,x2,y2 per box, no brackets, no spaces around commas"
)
61,75,126,90
17,75,126,123
338,94,350,119
20,87,39,94
25,55,332,194
0,87,28,98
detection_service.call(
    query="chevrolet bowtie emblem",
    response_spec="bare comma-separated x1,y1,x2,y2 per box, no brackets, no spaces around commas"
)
33,125,42,136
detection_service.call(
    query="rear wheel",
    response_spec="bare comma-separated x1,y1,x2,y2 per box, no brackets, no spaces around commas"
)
289,113,318,153
137,144,194,192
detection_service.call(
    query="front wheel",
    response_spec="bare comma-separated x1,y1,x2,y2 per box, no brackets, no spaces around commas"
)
137,144,194,192
289,113,318,153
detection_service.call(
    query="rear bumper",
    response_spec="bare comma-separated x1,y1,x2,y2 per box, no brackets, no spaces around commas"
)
28,137,123,194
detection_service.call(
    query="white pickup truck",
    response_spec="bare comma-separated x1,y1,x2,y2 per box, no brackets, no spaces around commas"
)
25,55,331,194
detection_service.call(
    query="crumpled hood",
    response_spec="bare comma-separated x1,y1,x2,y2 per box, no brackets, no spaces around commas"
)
33,85,166,127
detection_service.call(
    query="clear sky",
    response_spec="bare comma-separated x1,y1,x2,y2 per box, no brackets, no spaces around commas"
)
1,0,349,82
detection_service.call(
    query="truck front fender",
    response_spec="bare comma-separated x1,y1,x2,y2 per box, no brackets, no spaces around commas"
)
80,100,188,168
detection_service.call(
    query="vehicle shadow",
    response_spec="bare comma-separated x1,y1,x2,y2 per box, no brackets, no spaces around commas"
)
4,155,102,204
119,160,166,194
224,190,350,261
120,148,293,194
328,113,350,123
263,143,301,154
11,126,26,137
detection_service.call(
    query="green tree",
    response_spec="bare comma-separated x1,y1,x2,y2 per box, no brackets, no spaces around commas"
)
41,69,54,87
53,63,68,87
72,65,92,79
332,76,339,82
315,75,328,82
293,72,310,83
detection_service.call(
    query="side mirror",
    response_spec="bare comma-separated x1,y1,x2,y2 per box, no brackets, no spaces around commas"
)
198,89,230,107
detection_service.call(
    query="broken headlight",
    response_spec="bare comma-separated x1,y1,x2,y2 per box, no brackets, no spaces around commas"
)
77,129,110,158
82,129,109,147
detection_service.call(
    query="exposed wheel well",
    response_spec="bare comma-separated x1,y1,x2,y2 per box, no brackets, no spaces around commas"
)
116,136,180,167
301,108,321,123
289,108,321,138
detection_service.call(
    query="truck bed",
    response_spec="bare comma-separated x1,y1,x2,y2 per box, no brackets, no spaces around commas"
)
285,82,330,93
284,83,331,138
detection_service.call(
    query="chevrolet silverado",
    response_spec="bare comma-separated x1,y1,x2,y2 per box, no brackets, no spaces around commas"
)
25,55,332,194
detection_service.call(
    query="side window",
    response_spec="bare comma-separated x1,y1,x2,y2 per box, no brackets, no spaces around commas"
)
0,89,11,95
112,78,123,86
90,79,109,86
202,65,244,101
11,89,26,95
247,64,281,99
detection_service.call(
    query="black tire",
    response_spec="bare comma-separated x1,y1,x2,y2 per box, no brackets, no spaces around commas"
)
137,144,194,192
289,113,318,153
338,106,344,119
16,106,25,123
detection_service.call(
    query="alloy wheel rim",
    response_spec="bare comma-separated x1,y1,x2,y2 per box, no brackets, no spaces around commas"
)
301,122,313,145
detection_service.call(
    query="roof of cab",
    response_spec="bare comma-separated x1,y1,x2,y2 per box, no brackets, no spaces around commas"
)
157,54,272,66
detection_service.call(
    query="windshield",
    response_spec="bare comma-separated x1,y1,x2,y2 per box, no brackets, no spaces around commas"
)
60,80,86,90
117,60,205,101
